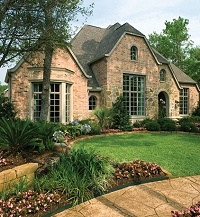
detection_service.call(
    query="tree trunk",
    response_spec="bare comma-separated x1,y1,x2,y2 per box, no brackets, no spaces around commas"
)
40,44,53,121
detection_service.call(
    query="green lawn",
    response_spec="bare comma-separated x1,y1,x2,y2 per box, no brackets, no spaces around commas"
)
73,133,200,178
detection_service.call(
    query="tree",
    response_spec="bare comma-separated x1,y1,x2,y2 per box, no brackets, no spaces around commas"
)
1,0,93,121
31,0,93,120
148,17,193,70
0,0,41,67
184,46,200,83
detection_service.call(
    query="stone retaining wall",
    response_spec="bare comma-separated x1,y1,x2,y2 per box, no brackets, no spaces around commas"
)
0,163,38,192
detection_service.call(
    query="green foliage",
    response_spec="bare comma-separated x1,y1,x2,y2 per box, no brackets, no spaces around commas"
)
93,107,112,129
0,95,16,119
0,118,41,153
35,148,113,205
111,96,132,131
65,124,82,138
0,83,8,94
0,177,29,201
89,121,101,135
158,118,177,131
192,101,200,116
144,119,160,131
179,118,199,132
184,46,200,82
32,121,57,151
148,16,193,70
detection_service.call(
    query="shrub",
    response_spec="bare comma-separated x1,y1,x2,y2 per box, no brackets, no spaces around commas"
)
89,121,101,135
179,118,199,133
33,121,57,151
144,120,160,131
0,118,42,154
94,107,112,129
0,95,16,119
35,148,114,205
111,96,132,131
192,101,200,116
158,118,177,131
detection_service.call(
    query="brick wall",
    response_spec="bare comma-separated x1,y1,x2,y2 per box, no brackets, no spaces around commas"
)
9,49,90,122
91,34,198,119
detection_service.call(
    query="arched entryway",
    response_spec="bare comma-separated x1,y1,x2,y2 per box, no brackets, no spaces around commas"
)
158,91,169,118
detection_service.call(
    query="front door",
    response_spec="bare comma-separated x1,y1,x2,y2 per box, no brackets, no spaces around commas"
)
158,92,168,118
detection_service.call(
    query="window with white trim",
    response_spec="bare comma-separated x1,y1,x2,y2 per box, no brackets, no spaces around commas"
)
123,74,145,116
32,82,71,123
179,88,189,115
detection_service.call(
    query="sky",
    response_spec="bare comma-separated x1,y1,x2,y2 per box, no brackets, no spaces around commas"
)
1,0,200,84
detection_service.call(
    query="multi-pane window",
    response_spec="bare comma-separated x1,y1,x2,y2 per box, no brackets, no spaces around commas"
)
50,83,60,122
66,84,70,123
123,74,145,116
33,83,42,121
179,88,189,115
89,95,97,110
160,69,166,82
130,46,137,60
32,83,70,123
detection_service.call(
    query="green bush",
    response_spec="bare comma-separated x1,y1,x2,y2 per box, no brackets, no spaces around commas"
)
0,95,16,119
111,96,132,131
33,121,57,151
0,118,41,154
93,107,112,129
35,148,113,205
144,120,160,131
158,118,177,131
192,101,200,116
89,121,101,135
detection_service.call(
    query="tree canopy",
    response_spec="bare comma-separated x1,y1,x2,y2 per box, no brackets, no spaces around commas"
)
1,0,93,121
148,16,200,83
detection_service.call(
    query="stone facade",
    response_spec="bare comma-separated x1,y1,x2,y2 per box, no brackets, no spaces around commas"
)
5,23,199,123
7,49,90,122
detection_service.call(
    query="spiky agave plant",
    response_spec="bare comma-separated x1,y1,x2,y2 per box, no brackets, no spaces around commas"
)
0,118,41,154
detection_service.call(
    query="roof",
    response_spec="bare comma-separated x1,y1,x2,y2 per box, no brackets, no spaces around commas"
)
71,23,145,89
152,49,197,85
170,63,197,84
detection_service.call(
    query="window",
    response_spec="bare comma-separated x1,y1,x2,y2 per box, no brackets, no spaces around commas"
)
130,46,137,60
179,88,189,115
32,82,71,123
123,74,145,116
89,95,97,110
160,69,166,82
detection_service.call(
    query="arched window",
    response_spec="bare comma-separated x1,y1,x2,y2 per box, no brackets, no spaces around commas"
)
89,95,97,110
130,46,137,60
160,69,166,82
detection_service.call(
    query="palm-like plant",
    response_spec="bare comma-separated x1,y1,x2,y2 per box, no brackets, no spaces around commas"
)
0,118,41,154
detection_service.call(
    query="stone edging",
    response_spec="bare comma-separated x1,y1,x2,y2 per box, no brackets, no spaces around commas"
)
0,163,38,192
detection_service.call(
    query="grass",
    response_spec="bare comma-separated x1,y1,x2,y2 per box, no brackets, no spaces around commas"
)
73,133,200,178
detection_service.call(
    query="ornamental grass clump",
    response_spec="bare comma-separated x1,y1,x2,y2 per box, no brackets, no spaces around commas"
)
35,148,114,205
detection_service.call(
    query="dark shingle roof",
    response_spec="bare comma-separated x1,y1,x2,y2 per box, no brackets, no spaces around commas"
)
91,22,144,62
71,23,145,89
152,48,169,64
71,25,107,88
170,63,197,84
152,49,197,84
71,22,197,88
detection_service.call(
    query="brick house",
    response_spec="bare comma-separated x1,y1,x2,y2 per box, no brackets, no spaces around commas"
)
5,23,200,123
